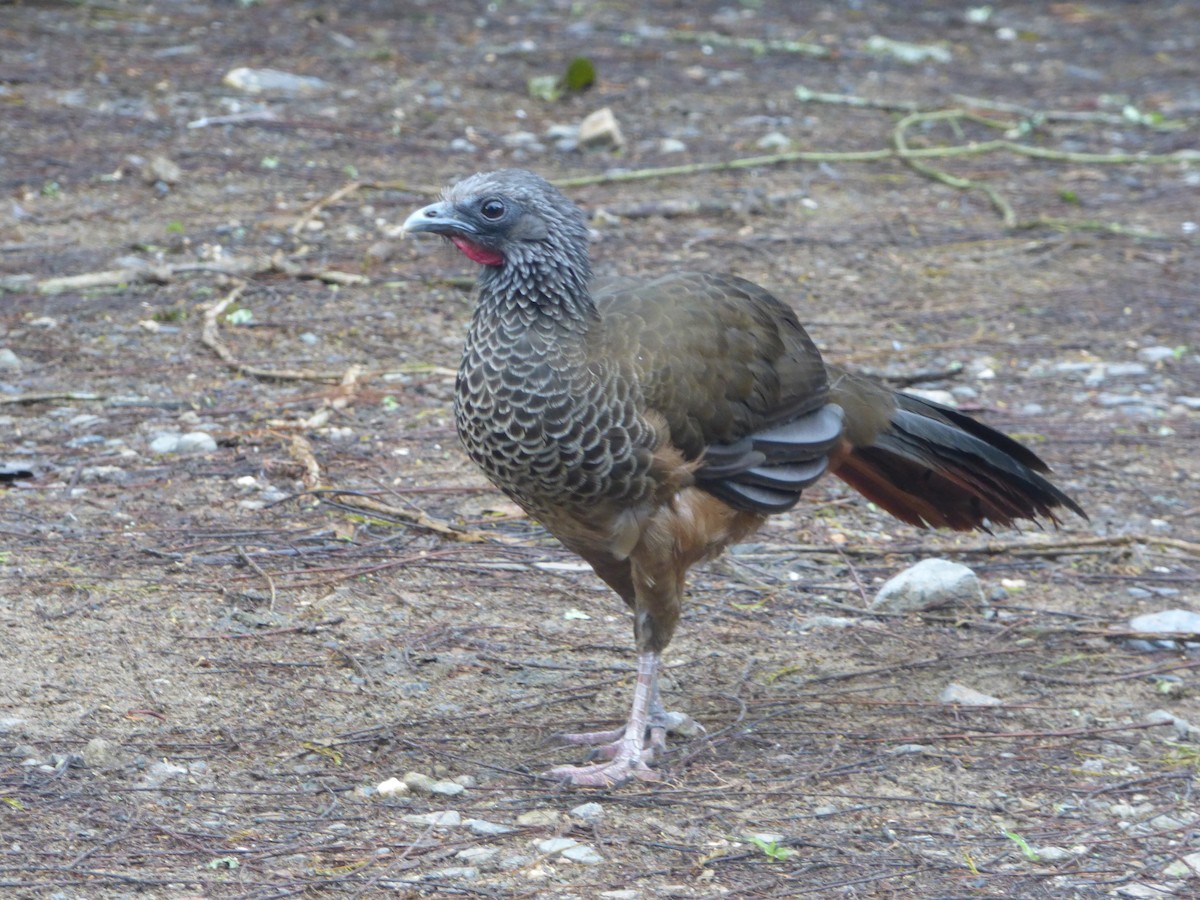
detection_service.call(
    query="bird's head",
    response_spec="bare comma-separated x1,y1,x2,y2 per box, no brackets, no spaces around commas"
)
402,170,591,288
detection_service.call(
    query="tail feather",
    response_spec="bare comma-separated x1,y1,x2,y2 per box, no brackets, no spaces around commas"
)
833,394,1085,531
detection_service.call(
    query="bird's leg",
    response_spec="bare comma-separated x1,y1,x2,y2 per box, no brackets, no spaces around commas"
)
546,650,662,787
556,659,703,761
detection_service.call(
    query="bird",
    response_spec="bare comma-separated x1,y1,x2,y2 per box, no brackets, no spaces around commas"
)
402,169,1084,787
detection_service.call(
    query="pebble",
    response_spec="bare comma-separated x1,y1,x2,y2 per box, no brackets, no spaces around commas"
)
801,615,857,630
569,801,603,825
151,432,217,454
464,818,516,835
455,847,499,866
939,683,1003,706
544,123,580,152
516,809,560,827
431,780,466,796
402,771,437,793
1101,362,1149,378
376,777,408,797
870,559,984,613
1126,609,1200,651
756,131,791,151
1176,396,1200,410
1145,709,1200,741
449,137,477,153
222,66,329,96
401,810,461,828
1164,851,1200,876
537,837,579,855
1137,345,1177,364
142,155,182,186
427,866,478,880
578,107,624,150
658,138,687,154
536,837,604,864
0,348,22,371
78,465,127,483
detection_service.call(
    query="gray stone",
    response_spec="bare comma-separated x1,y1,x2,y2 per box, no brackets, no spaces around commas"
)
658,138,687,154
871,559,984,613
464,818,515,835
1127,609,1200,651
176,432,217,453
0,348,22,371
150,434,181,454
402,771,437,793
222,67,329,96
516,808,559,827
1137,346,1177,364
578,107,624,150
141,760,188,787
537,837,580,855
569,801,603,825
756,131,791,151
401,810,461,828
430,779,466,796
562,844,604,864
1175,396,1200,410
427,866,478,880
939,683,1003,706
142,155,182,185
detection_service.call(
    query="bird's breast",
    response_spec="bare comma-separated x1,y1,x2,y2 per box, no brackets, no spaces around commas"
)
454,328,656,516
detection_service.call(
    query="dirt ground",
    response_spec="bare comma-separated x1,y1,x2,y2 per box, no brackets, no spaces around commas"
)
2,1,1199,897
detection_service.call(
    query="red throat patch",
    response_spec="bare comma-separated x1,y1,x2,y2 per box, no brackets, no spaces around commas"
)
451,236,505,267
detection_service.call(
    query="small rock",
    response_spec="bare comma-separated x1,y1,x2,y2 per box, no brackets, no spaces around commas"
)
569,802,603,825
1145,709,1200,741
1104,362,1150,378
501,130,542,150
222,66,329,96
939,683,1003,707
578,107,624,150
464,818,515,835
431,780,466,796
78,465,127,484
600,892,640,900
176,432,218,453
871,559,984,613
1166,851,1200,875
149,434,180,454
82,738,123,770
1033,845,1076,862
0,348,22,371
544,123,580,152
142,155,182,185
658,137,687,154
801,615,857,630
449,137,477,153
516,809,560,827
456,847,499,866
427,866,478,880
756,131,791,152
376,777,408,797
401,810,461,828
402,771,437,793
1175,396,1200,410
562,844,604,864
1138,346,1177,364
537,837,580,855
1127,609,1200,651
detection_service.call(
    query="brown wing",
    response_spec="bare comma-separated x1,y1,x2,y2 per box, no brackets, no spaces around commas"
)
591,272,843,512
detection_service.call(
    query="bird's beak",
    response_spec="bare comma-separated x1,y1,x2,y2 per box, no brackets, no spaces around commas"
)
402,201,476,237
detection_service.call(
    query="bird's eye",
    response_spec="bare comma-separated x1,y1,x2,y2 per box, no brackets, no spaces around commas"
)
480,198,506,220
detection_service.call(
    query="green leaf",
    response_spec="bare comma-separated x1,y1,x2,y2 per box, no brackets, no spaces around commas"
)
226,308,253,325
1003,830,1040,861
564,57,596,92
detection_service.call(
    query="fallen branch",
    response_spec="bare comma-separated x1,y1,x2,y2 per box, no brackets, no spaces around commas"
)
200,285,344,383
318,490,519,545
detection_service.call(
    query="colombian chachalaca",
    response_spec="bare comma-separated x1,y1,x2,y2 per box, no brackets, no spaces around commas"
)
403,170,1084,787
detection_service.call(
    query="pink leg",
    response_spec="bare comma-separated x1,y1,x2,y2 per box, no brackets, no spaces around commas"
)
547,651,702,787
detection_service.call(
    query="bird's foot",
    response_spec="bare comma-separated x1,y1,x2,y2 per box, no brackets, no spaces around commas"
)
545,740,661,788
556,708,703,763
